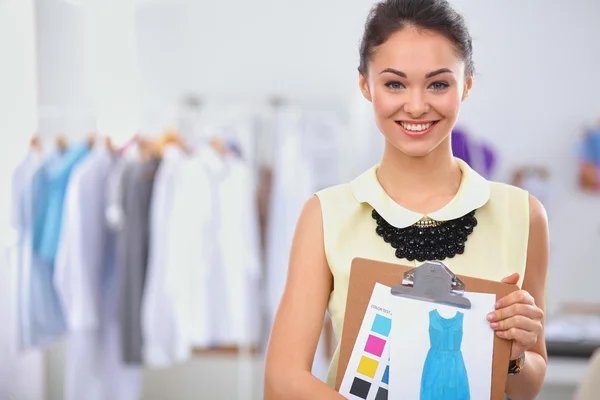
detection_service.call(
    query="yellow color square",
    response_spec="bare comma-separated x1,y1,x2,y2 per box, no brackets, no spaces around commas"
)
357,355,379,378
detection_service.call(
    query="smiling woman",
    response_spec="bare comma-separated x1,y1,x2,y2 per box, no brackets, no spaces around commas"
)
264,1,549,399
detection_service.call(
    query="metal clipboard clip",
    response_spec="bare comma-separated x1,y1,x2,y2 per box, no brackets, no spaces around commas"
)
390,261,472,309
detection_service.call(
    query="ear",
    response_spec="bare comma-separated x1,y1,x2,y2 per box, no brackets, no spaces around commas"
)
461,74,473,101
359,72,372,102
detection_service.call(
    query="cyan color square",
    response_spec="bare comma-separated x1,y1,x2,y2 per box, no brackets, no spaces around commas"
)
371,314,392,337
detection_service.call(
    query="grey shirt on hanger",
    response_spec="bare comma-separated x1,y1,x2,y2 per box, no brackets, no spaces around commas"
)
117,157,160,365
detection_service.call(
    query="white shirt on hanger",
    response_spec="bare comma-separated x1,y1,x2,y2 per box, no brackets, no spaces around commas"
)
164,151,213,353
10,148,42,350
3,149,45,400
205,146,262,348
142,144,187,367
55,144,113,330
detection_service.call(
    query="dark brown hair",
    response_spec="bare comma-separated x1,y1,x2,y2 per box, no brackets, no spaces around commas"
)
358,0,475,77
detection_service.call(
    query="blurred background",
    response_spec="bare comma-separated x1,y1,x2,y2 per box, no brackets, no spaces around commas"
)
1,0,599,399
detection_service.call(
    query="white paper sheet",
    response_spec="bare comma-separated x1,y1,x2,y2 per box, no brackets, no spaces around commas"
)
339,283,393,400
388,292,496,400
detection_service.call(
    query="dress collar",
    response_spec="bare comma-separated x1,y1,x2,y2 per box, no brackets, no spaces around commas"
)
350,158,491,228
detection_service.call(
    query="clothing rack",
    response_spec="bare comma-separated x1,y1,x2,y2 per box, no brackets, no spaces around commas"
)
17,98,347,399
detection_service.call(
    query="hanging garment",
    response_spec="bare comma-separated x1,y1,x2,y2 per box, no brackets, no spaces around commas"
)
451,128,496,179
10,148,42,350
578,128,600,191
164,152,213,352
420,310,470,400
105,147,144,397
29,151,66,348
55,144,114,330
35,143,90,264
29,143,90,347
206,146,262,347
117,157,161,364
142,145,188,367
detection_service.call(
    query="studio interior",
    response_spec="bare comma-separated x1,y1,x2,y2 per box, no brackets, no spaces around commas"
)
1,0,599,399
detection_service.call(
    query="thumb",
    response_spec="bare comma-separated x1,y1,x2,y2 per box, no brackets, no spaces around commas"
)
501,272,520,285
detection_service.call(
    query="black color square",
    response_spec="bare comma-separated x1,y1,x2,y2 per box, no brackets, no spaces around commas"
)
375,387,388,400
349,377,371,399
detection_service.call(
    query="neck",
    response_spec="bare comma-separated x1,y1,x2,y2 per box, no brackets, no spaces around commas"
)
377,139,461,214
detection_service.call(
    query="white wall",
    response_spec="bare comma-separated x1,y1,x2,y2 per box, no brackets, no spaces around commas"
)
34,0,600,398
35,0,95,136
134,0,373,107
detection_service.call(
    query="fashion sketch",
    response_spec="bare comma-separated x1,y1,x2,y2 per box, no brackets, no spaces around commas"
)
420,309,470,400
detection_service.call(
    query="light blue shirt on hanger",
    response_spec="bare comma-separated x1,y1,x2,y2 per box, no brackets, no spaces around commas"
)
28,143,90,347
37,143,90,263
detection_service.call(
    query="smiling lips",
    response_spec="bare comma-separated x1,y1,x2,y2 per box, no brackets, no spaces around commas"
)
396,120,439,137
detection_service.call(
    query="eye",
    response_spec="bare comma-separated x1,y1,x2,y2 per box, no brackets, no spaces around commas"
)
430,81,450,91
384,81,405,90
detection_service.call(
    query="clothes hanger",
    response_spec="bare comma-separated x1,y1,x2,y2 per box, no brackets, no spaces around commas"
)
56,134,68,152
159,128,189,154
86,132,96,149
29,135,42,153
209,136,228,157
105,136,115,153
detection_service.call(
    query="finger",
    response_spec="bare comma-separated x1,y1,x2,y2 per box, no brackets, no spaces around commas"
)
488,303,544,322
490,315,543,332
501,273,520,285
496,328,538,347
495,290,535,309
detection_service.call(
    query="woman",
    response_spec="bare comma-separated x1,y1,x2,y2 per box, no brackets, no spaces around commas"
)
264,0,548,399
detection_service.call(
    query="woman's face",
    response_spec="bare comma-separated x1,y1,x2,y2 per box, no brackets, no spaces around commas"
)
360,26,473,158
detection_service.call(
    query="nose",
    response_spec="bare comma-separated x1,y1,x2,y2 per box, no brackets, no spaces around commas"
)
403,89,429,117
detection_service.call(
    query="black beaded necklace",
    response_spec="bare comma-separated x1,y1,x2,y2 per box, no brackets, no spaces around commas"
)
372,209,478,262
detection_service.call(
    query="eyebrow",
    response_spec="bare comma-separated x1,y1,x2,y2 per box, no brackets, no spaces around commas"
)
380,68,454,79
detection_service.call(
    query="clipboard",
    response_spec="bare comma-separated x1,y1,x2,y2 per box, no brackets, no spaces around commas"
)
335,258,519,400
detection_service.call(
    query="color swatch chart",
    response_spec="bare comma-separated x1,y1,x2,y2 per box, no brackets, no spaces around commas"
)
339,283,393,400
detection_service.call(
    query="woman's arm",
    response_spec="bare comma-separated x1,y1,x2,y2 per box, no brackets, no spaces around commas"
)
504,194,549,399
264,195,345,399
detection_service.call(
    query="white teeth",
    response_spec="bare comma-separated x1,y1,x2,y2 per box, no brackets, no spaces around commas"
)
400,122,434,131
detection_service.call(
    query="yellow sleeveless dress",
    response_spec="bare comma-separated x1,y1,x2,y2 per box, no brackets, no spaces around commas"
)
315,158,530,388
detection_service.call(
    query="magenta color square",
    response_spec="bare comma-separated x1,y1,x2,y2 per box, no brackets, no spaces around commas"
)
364,334,386,357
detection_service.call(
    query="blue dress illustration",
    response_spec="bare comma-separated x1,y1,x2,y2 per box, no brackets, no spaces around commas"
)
420,309,470,400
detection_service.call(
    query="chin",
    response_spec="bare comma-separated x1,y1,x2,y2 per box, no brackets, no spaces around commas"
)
392,142,439,158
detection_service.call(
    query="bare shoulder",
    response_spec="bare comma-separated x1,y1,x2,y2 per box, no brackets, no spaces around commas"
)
285,193,332,295
287,195,327,272
299,194,325,227
527,194,548,232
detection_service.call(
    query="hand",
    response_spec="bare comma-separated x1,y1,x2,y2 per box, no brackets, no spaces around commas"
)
487,273,544,360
